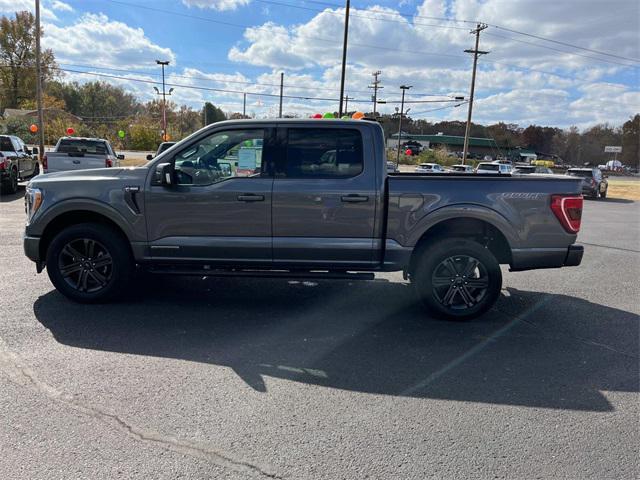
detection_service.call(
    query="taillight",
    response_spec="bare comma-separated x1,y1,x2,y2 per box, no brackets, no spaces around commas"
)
105,158,113,168
42,155,48,171
551,195,583,233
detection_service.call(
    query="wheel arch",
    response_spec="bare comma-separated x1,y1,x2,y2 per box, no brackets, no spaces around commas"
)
38,206,133,263
408,216,513,276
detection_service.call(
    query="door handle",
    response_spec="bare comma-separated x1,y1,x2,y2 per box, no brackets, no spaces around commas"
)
72,160,81,164
341,194,369,203
237,194,265,202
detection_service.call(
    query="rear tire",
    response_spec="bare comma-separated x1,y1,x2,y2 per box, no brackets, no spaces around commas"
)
411,237,502,320
600,188,607,199
46,223,134,303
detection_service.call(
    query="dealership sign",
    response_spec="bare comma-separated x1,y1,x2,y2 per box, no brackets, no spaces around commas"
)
604,146,622,153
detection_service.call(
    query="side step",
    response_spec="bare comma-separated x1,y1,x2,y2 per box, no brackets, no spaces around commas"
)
146,265,375,281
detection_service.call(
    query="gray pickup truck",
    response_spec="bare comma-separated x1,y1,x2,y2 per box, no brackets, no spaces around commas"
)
23,119,584,320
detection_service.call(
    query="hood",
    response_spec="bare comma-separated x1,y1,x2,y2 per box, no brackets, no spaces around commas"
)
30,167,148,187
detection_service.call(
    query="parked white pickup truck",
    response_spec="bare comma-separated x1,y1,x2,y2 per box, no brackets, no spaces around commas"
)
43,137,124,173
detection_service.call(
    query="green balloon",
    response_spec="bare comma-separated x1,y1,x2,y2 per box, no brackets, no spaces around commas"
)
322,112,335,119
118,130,125,138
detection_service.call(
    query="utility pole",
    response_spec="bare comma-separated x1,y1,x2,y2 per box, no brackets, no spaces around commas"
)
155,60,170,140
338,0,350,117
396,85,412,166
35,0,45,160
368,70,382,116
461,23,488,165
278,72,284,117
243,92,247,117
344,95,351,114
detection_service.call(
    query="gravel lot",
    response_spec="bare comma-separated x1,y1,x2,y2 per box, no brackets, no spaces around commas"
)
0,189,638,479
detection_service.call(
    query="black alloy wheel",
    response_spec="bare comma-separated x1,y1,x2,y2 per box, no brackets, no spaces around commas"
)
57,238,113,293
431,255,490,310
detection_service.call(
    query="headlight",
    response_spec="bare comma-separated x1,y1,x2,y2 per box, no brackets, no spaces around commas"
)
25,187,43,222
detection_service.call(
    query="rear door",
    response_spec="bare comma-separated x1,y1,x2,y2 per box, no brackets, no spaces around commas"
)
271,124,378,268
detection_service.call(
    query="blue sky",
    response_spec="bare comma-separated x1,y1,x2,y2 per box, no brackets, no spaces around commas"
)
2,0,639,127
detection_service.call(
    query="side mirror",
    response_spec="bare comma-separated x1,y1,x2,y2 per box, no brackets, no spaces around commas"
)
117,154,125,160
153,162,174,186
146,154,153,161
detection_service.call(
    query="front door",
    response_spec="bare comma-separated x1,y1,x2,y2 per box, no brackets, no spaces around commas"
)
145,126,275,265
271,125,378,268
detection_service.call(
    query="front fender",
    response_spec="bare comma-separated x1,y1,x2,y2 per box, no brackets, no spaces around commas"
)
27,198,138,241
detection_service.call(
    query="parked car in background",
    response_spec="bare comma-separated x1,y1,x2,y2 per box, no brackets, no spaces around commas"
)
43,137,124,174
0,135,40,194
513,166,554,175
146,141,177,161
415,163,445,173
386,161,398,173
449,164,474,173
402,141,422,156
23,118,585,320
566,167,608,198
476,162,512,174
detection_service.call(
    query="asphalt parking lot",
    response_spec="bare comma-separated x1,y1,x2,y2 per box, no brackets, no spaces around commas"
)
1,190,638,479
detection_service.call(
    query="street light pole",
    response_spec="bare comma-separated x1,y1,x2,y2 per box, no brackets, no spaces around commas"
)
462,24,488,165
243,92,247,117
396,85,412,166
338,0,350,117
156,60,170,140
35,0,45,160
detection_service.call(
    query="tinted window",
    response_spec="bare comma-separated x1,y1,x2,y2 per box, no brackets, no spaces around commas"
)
479,164,499,171
567,169,593,178
282,128,363,178
0,137,14,152
174,129,265,185
58,139,107,155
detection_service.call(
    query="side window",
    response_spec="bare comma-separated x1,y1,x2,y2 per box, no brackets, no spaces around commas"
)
11,138,22,152
0,137,15,152
173,129,265,186
281,128,363,178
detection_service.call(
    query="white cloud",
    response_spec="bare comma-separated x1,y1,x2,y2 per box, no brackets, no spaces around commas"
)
44,13,175,69
181,0,249,11
0,0,58,20
51,1,73,12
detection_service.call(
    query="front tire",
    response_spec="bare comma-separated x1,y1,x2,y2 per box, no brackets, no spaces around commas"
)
600,188,607,199
411,237,502,320
46,223,134,303
2,167,18,194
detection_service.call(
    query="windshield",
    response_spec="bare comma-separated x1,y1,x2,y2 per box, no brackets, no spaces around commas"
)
514,167,535,173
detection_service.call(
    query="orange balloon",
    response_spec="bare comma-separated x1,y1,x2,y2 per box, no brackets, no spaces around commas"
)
351,111,365,120
29,124,38,133
162,133,171,141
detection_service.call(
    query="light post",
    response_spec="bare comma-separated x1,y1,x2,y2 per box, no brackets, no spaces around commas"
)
396,85,412,166
155,60,171,140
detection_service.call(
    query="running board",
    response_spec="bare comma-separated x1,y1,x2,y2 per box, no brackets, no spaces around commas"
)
146,265,375,281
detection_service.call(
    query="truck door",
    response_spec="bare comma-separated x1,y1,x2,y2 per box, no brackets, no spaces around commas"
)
144,126,275,265
271,125,378,268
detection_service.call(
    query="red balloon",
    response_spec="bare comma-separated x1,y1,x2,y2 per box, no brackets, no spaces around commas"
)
405,149,412,156
29,124,38,133
66,127,75,135
312,113,322,119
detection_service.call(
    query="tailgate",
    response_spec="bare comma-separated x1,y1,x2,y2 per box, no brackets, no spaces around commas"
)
46,153,106,173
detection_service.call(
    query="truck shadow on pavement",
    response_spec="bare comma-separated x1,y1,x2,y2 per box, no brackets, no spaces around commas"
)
33,277,638,412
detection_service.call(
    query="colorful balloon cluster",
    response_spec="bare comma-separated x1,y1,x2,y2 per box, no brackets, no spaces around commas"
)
310,111,365,120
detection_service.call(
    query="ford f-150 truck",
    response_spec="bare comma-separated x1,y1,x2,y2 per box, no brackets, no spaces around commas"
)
23,119,584,320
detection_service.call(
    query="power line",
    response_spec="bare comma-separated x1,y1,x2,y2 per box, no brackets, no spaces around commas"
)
297,0,640,63
410,101,469,116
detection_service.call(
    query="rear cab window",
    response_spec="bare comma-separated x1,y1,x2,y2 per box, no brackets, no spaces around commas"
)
57,139,108,155
0,136,15,153
479,163,499,171
567,169,593,177
279,128,363,178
